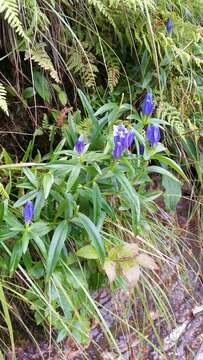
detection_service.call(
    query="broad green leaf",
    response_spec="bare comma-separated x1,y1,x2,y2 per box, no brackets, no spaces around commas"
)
147,166,181,183
72,213,105,263
77,245,98,259
43,173,54,199
162,175,182,211
46,222,69,279
66,166,81,193
59,91,68,106
33,71,51,103
22,87,35,99
30,222,52,237
153,155,188,181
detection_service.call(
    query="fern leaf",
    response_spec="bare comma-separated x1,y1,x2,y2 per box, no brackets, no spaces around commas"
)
0,0,26,38
88,0,116,28
25,43,60,83
0,183,9,199
0,83,8,116
107,64,120,91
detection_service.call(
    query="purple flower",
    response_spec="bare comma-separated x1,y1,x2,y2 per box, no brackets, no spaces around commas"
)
166,17,172,34
112,124,134,159
146,125,160,146
112,142,122,159
125,130,134,149
141,92,154,116
139,144,145,155
75,136,85,154
23,200,34,224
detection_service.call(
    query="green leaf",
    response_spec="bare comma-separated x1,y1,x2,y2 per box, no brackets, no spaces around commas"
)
43,173,54,199
46,222,69,279
66,166,81,193
162,175,182,211
22,87,35,99
21,231,30,254
77,245,98,259
72,213,105,263
147,166,181,183
13,190,38,208
116,173,140,223
77,89,98,129
33,71,51,103
9,241,23,275
23,167,38,188
33,190,45,220
93,183,102,225
31,234,47,258
59,91,68,106
153,155,188,182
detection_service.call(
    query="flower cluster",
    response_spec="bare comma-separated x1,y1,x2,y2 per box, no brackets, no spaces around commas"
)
112,124,134,159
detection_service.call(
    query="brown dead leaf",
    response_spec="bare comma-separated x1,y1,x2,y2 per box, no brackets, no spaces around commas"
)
56,107,73,127
136,254,159,270
103,260,116,283
122,264,141,287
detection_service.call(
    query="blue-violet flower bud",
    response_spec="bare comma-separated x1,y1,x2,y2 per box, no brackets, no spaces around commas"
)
166,17,172,34
112,142,123,159
146,125,160,146
141,92,154,116
125,130,134,149
23,200,34,224
139,144,145,155
75,136,85,154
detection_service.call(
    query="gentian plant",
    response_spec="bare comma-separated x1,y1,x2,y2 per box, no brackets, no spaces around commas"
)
0,91,187,344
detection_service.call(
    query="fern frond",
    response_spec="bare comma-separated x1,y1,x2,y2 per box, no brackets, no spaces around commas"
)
0,0,26,38
67,45,98,88
0,183,9,199
0,83,8,116
25,43,60,83
83,63,98,88
41,114,50,129
77,118,93,133
157,101,186,137
107,64,120,91
88,0,116,28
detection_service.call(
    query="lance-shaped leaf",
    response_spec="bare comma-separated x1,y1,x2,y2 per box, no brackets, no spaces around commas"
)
72,213,105,263
46,222,69,280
